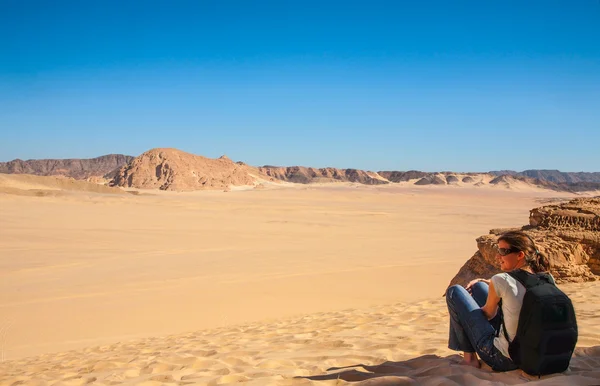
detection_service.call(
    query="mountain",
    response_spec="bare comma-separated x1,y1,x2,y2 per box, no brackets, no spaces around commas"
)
109,148,270,191
490,170,600,184
520,170,600,184
489,170,519,176
0,154,133,179
489,170,600,192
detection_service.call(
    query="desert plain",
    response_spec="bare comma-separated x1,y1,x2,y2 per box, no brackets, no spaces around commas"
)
1,175,599,385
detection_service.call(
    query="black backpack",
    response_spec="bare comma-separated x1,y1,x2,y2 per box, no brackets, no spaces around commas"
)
501,269,578,376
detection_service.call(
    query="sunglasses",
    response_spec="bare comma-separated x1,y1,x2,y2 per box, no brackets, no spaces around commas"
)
495,245,521,256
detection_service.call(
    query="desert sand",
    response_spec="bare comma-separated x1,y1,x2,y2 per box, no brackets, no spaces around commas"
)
0,175,598,385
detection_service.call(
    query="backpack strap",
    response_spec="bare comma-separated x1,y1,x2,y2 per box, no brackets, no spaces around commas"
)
507,269,539,289
501,315,511,343
495,299,503,338
508,269,554,289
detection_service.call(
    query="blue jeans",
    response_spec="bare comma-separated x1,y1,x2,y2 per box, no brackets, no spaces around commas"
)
446,282,517,372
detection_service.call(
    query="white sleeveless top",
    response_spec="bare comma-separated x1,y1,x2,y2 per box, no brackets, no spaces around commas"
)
491,271,556,358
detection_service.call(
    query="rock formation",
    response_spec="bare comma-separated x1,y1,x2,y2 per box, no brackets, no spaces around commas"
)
258,166,388,185
378,171,429,182
110,148,267,191
446,175,459,184
448,197,600,288
414,175,447,185
0,154,133,179
462,176,475,183
489,175,517,187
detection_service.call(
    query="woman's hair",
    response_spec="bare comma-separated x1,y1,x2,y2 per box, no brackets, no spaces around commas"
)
498,230,550,273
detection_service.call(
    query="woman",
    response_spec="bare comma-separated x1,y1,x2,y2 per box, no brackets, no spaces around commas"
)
445,230,551,371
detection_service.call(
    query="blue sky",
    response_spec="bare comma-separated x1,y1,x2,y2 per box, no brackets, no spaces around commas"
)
1,1,599,172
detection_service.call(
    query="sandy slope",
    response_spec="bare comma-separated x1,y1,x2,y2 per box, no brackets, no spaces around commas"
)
1,178,598,385
0,282,598,385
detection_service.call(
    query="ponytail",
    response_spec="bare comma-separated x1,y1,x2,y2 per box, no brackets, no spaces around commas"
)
525,249,550,273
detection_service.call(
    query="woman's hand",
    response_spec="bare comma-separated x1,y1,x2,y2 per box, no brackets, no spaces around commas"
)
465,278,490,293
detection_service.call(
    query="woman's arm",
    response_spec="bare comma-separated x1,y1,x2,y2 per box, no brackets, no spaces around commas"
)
481,281,501,320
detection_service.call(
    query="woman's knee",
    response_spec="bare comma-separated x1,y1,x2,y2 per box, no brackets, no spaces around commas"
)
446,284,467,304
471,281,490,306
447,284,482,314
472,281,489,292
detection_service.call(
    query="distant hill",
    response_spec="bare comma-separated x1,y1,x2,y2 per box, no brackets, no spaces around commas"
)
520,170,600,184
0,154,133,180
258,166,388,185
488,170,600,192
489,170,519,176
378,170,429,182
110,148,270,191
490,169,600,184
414,174,447,185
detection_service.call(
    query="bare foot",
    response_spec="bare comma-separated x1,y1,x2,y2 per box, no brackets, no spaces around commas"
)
460,358,481,369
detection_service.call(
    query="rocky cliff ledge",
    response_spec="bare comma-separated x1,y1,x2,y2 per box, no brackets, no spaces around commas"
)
448,197,600,288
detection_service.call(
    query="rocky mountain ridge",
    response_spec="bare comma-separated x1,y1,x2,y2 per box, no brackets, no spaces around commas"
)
2,151,599,192
257,166,388,185
0,154,133,180
490,169,600,184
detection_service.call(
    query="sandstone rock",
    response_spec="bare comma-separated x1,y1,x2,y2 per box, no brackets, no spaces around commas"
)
529,198,600,231
462,176,475,183
448,197,600,289
110,148,264,191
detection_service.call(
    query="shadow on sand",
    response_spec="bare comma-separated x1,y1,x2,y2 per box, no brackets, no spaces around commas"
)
297,347,600,385
297,354,480,384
